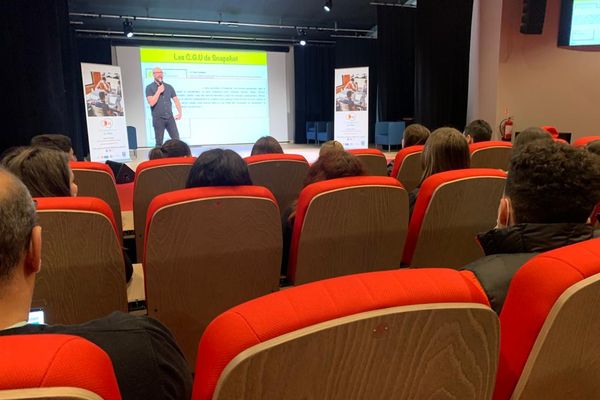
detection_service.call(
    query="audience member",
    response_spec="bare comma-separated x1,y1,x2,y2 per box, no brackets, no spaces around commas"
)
464,119,493,144
186,149,252,188
513,127,552,151
31,134,77,161
149,139,192,160
250,136,284,156
408,127,470,216
403,124,430,148
319,140,344,157
281,151,365,276
1,147,133,282
0,168,192,399
586,140,600,157
463,141,600,313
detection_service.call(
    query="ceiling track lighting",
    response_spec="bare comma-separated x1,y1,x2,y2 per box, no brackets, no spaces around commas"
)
123,19,134,38
324,0,332,12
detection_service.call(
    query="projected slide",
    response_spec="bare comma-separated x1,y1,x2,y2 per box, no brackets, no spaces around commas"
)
140,48,269,146
570,0,600,46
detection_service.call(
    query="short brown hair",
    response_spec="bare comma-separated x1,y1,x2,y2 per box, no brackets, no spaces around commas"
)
251,136,283,156
31,134,73,153
1,147,72,197
403,124,430,148
318,140,345,157
304,150,365,187
421,127,470,184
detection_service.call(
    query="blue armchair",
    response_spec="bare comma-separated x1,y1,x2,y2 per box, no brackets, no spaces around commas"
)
317,121,333,143
306,121,317,144
375,121,405,151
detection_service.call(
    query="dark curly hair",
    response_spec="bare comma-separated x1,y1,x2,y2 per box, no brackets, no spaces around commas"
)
506,141,600,223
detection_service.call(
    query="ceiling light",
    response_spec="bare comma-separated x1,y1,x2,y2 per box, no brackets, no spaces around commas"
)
324,0,332,12
300,39,307,46
123,19,134,38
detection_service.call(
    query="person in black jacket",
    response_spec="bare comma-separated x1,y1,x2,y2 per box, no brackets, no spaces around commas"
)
0,168,192,399
463,141,600,314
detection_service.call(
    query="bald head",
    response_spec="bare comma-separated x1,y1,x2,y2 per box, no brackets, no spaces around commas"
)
0,168,37,283
152,67,164,82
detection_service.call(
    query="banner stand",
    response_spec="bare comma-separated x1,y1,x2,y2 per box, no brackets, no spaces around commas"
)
334,67,369,149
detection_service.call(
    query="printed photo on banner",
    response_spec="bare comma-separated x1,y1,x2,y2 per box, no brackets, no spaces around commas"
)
83,70,125,117
335,73,368,112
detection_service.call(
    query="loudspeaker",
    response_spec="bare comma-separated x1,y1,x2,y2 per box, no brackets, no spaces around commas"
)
520,0,547,34
106,160,135,184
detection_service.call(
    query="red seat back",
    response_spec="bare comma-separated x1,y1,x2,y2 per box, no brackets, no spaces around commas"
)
403,169,507,267
347,148,388,176
133,157,195,261
0,334,121,399
495,238,600,400
192,268,495,400
573,135,600,148
390,145,424,192
288,176,409,284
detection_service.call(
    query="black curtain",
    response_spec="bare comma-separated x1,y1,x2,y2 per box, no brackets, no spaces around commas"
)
294,45,335,143
415,0,474,130
2,0,86,157
377,6,416,122
335,39,378,143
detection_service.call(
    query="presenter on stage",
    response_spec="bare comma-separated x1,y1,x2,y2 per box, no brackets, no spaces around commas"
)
145,67,182,146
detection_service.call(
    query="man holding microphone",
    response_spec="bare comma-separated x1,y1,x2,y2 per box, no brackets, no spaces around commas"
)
146,67,182,146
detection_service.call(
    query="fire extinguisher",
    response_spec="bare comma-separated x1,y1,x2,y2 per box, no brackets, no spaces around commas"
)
500,116,514,142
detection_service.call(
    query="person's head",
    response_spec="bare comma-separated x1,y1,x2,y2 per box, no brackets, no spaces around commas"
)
152,67,164,82
346,91,353,99
319,140,345,157
464,119,493,144
496,142,600,227
513,127,552,151
250,136,284,156
98,91,106,102
31,134,76,161
148,139,191,160
1,147,77,197
403,124,430,148
586,140,600,157
421,127,470,183
186,149,252,188
0,169,41,307
102,76,106,82
304,150,366,187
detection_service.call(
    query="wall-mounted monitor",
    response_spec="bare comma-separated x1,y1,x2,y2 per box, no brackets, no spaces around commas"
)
559,0,600,47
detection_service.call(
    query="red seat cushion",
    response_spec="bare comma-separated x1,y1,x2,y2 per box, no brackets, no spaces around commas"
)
70,161,115,181
0,334,121,399
494,238,600,400
402,168,508,265
34,196,119,239
244,153,308,165
390,145,424,179
287,176,403,282
192,268,490,400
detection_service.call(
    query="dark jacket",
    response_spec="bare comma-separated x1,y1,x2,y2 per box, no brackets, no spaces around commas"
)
463,223,595,314
0,312,192,400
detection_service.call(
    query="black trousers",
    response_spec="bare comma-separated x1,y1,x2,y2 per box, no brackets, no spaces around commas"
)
152,116,180,146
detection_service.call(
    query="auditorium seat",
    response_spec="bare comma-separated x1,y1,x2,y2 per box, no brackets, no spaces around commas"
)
573,135,600,147
287,176,409,285
305,121,317,144
70,161,123,235
33,197,127,325
469,141,512,170
403,169,507,268
133,157,194,262
245,154,309,219
316,121,333,143
495,238,600,400
347,148,388,176
192,268,499,400
390,145,425,192
144,186,281,368
0,335,120,399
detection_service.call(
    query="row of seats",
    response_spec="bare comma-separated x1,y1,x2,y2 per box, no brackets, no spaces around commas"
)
4,238,600,399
